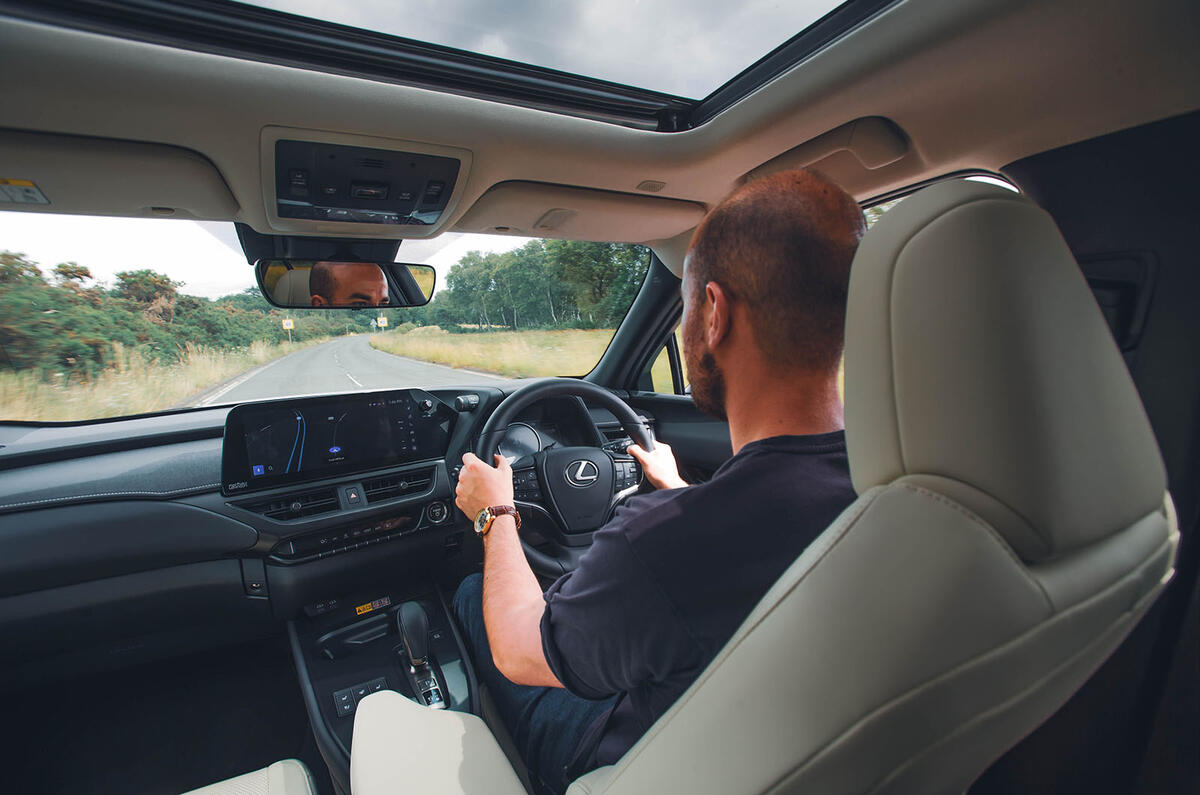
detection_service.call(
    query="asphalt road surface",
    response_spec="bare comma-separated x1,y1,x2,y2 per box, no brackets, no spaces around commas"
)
186,335,519,407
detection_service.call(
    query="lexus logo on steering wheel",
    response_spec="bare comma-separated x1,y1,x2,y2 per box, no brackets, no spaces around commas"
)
565,459,600,488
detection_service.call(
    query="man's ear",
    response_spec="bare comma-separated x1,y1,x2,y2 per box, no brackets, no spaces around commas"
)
310,294,328,307
705,281,731,349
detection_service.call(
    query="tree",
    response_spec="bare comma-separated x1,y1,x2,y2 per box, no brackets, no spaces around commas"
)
53,262,93,285
0,251,45,285
113,269,181,303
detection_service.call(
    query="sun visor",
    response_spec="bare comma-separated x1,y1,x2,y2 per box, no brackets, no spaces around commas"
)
0,130,238,220
453,181,706,243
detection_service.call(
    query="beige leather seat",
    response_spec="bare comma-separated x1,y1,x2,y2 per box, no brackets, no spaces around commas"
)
273,267,312,304
351,179,1178,795
180,759,316,795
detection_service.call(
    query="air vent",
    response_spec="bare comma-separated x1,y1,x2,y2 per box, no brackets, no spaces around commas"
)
363,468,435,503
240,487,339,520
357,157,387,169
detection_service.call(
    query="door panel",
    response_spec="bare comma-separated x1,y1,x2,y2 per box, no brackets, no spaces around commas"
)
626,392,731,482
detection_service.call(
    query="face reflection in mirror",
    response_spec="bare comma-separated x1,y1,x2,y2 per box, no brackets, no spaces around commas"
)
309,261,389,308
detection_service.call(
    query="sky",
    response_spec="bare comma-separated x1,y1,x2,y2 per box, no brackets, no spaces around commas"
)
0,211,527,299
240,0,844,98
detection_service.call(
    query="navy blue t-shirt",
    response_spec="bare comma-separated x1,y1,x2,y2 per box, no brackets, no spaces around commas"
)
539,431,856,771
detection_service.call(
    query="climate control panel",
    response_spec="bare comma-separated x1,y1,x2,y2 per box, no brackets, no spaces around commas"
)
271,500,451,563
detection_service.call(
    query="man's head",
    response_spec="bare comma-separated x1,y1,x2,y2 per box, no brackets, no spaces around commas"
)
681,169,865,419
309,261,389,307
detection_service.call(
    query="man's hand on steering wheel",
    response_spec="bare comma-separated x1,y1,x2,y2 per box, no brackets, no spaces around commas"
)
629,441,688,490
456,452,515,522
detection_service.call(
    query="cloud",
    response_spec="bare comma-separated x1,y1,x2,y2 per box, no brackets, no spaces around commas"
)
243,0,843,98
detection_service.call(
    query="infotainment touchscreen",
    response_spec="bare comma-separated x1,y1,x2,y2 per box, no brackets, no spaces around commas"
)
221,389,453,495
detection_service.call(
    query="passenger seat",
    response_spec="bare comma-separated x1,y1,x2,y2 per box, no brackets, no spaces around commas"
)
179,759,316,795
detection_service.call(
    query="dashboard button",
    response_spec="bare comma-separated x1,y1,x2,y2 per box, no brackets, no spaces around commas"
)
427,502,448,524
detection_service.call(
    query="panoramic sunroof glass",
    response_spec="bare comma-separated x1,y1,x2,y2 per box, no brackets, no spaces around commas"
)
237,0,851,98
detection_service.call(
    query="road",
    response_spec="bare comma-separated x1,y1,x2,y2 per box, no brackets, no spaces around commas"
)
185,335,519,407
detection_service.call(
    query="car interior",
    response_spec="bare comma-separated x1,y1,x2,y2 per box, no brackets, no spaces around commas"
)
0,0,1197,793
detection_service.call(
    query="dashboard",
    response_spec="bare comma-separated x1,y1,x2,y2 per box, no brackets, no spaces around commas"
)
0,384,652,629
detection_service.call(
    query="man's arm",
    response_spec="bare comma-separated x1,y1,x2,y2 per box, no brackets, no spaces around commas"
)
455,452,562,688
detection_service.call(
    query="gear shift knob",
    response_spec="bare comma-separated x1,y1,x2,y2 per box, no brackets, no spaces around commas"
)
398,601,430,666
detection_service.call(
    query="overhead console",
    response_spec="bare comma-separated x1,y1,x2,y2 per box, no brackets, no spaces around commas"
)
260,127,472,237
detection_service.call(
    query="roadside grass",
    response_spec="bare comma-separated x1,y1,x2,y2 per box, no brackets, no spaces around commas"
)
369,327,617,378
0,338,327,422
372,326,845,398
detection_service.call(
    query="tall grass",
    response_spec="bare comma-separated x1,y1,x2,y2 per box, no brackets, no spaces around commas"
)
0,339,326,422
370,327,614,378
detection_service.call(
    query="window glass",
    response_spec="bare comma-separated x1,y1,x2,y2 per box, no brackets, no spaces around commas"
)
239,0,853,99
648,344,674,394
0,212,648,421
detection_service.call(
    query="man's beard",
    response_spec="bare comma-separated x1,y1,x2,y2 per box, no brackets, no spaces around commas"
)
687,347,727,421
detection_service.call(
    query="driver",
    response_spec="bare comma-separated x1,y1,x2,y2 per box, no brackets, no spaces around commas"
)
308,260,388,307
452,168,864,794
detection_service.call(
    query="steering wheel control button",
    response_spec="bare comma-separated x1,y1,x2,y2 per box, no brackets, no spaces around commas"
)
513,468,542,501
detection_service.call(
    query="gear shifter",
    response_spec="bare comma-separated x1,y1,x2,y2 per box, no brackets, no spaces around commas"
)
396,601,445,709
397,601,430,666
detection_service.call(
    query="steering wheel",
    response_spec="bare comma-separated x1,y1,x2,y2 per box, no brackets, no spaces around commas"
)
473,378,655,577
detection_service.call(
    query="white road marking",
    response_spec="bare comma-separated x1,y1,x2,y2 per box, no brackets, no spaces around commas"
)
345,372,364,387
197,358,281,406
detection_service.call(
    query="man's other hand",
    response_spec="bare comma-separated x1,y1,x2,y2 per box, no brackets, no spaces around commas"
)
456,452,515,521
628,441,688,490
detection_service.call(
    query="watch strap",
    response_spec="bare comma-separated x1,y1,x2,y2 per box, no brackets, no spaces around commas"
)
489,504,521,532
477,504,521,535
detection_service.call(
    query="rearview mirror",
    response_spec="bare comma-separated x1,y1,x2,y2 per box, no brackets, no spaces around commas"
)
255,259,436,309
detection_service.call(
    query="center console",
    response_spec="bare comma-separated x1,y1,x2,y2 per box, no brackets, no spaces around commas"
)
213,387,500,794
288,583,478,795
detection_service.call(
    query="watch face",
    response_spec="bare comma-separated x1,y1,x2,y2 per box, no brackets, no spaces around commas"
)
475,508,491,535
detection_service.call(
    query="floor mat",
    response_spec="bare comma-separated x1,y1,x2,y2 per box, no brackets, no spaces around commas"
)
2,634,333,795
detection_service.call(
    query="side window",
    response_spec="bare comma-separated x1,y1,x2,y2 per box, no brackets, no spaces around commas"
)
864,196,903,227
640,326,689,394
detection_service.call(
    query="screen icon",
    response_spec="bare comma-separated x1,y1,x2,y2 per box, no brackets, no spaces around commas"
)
252,464,265,476
329,446,342,454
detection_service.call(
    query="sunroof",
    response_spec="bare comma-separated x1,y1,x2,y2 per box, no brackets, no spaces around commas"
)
237,0,852,99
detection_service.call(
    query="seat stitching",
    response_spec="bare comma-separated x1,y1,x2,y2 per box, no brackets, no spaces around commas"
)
898,482,1053,607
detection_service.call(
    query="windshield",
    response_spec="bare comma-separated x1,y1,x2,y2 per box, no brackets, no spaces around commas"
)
0,212,649,422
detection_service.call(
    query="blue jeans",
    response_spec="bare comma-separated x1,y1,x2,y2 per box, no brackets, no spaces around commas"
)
451,573,617,795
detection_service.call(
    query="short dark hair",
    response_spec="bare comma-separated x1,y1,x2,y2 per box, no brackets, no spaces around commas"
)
686,168,865,372
309,261,335,302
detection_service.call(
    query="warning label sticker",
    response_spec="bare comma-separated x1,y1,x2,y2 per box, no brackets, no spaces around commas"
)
0,179,50,205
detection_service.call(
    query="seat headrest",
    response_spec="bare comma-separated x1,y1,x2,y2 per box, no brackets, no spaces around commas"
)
274,268,311,305
844,180,1165,562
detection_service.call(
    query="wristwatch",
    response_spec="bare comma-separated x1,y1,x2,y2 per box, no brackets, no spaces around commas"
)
474,505,521,536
